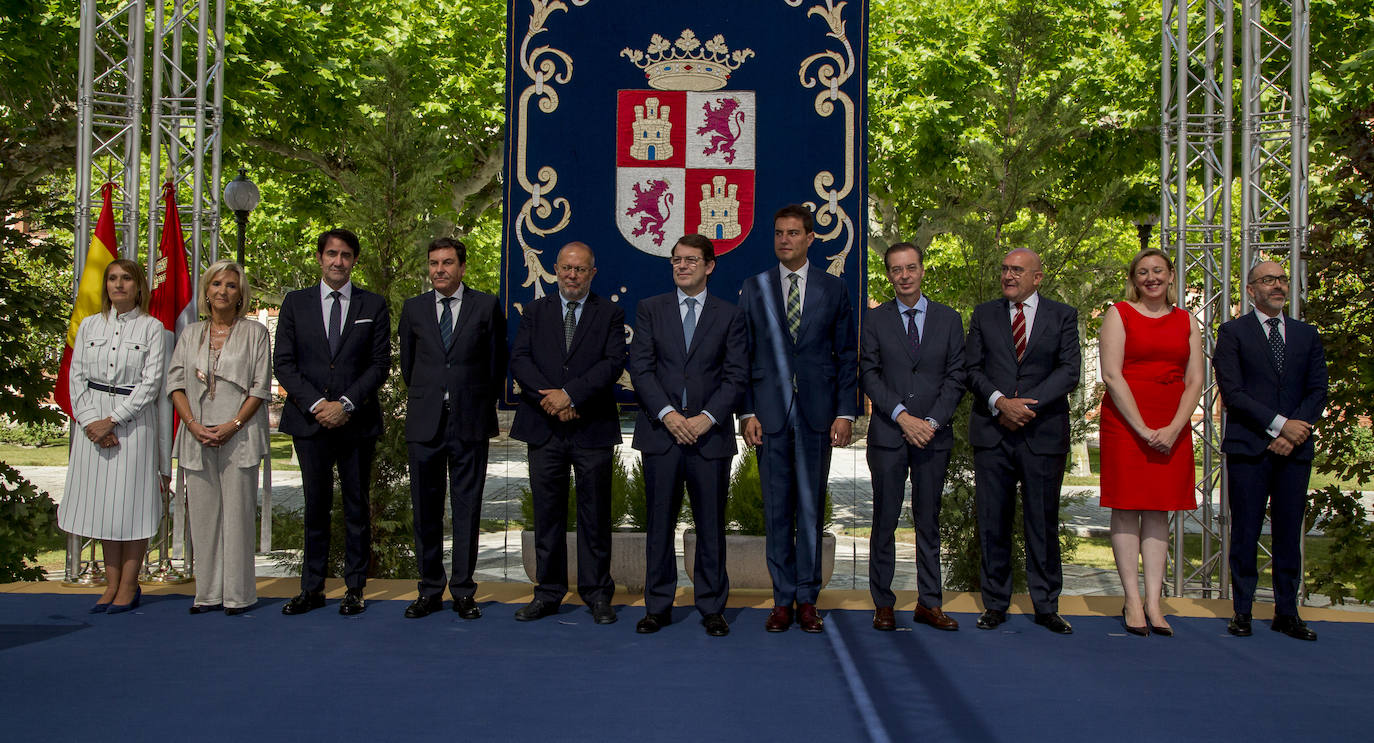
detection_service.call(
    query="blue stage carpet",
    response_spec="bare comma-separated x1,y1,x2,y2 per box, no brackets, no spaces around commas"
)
3,593,1371,742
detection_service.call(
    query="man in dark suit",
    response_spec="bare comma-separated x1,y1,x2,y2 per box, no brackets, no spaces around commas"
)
396,238,508,619
274,228,391,616
964,248,1080,634
860,242,965,632
509,241,626,625
1214,260,1327,641
739,204,858,633
628,234,747,637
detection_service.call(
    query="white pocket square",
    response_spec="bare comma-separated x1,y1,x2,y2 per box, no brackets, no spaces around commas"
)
353,318,374,324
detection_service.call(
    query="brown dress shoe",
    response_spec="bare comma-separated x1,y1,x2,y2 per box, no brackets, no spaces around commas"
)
798,603,825,633
765,605,794,632
872,606,896,631
913,604,959,631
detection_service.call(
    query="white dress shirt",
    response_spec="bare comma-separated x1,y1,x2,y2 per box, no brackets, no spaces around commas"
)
311,280,355,413
1254,308,1289,437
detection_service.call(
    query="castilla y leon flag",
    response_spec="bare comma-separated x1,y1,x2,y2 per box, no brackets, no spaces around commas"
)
55,182,120,419
148,181,195,439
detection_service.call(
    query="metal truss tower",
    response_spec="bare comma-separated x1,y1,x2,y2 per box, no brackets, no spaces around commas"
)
67,0,225,583
1161,0,1309,599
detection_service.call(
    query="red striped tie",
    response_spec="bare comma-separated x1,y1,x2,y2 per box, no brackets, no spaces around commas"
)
1012,302,1027,361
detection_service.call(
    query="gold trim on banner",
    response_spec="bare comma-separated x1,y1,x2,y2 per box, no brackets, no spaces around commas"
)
513,0,590,299
789,0,856,277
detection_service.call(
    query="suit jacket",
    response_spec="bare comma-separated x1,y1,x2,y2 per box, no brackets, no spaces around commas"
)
860,298,966,451
964,295,1080,455
509,291,626,448
273,283,392,439
397,286,508,444
739,263,859,434
628,291,747,459
1213,313,1327,461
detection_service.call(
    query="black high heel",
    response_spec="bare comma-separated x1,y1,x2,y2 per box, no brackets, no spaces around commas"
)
1122,606,1149,636
1147,617,1174,637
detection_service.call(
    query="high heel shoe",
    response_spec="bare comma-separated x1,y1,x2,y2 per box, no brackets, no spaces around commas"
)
89,601,111,614
106,586,142,615
1147,618,1174,637
1122,606,1149,636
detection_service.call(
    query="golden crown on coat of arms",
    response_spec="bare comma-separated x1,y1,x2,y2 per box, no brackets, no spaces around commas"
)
620,29,754,92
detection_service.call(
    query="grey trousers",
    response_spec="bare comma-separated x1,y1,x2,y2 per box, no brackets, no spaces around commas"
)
187,450,259,609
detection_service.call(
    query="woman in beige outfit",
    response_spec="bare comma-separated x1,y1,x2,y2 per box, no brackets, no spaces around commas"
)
168,260,271,614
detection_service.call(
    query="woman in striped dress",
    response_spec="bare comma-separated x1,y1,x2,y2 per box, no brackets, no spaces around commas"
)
59,259,171,614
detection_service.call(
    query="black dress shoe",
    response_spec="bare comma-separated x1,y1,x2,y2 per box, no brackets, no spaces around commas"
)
976,609,1006,630
281,590,326,616
1227,612,1253,637
404,595,443,619
591,600,617,625
339,588,366,616
189,603,223,615
224,605,251,616
514,599,559,622
1034,612,1073,634
702,613,729,637
1271,614,1317,641
635,612,671,634
452,595,482,620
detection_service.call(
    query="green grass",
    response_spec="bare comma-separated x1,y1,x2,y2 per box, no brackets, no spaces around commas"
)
0,441,71,466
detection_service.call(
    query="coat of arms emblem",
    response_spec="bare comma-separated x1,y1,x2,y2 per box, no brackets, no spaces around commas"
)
617,30,756,257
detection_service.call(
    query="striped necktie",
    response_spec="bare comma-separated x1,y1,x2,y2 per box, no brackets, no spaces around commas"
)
439,297,454,350
1012,301,1027,361
786,273,801,342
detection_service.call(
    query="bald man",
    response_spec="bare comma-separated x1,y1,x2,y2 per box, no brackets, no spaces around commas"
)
1213,260,1327,641
964,248,1081,634
509,242,627,625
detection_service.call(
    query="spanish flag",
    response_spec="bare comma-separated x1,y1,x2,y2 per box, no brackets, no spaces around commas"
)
55,182,119,418
148,181,194,442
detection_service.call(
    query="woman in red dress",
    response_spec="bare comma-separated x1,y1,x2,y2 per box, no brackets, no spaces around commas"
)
1099,248,1203,636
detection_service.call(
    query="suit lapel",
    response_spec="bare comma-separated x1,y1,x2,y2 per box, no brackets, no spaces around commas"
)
797,264,824,344
333,288,364,359
766,265,787,342
1023,297,1051,360
994,298,1016,361
686,294,721,360
1247,314,1284,378
447,287,477,356
302,289,329,350
886,303,918,366
565,293,595,357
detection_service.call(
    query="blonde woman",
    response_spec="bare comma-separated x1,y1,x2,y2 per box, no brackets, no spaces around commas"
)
60,259,171,614
1098,248,1203,636
168,260,271,615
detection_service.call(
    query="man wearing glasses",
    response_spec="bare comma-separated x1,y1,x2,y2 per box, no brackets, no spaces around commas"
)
1213,260,1327,641
628,234,747,637
510,242,627,625
964,248,1081,634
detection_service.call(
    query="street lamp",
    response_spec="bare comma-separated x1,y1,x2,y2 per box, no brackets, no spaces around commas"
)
1132,213,1159,253
222,167,260,266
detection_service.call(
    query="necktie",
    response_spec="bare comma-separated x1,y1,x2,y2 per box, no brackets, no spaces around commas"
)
564,300,579,351
328,290,342,356
905,308,921,355
682,297,698,407
1266,317,1284,374
1012,301,1027,361
786,273,801,342
439,297,454,350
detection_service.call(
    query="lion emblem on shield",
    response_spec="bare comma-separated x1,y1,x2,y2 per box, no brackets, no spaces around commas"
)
625,179,674,247
697,97,745,164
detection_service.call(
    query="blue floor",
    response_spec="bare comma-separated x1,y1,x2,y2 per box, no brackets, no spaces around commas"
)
3,593,1371,742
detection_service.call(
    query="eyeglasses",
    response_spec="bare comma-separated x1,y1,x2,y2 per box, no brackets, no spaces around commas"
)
1249,274,1289,287
1000,265,1028,277
669,256,703,267
557,264,591,276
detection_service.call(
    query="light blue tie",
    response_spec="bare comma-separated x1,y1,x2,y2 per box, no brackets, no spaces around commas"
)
682,297,697,407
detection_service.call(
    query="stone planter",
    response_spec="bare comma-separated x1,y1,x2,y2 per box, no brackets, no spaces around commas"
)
520,530,647,592
683,532,836,590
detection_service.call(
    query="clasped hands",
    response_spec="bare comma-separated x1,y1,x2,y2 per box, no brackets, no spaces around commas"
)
314,400,350,429
995,396,1038,431
539,388,579,423
1267,419,1313,456
896,411,936,448
663,410,713,446
84,418,119,449
188,419,240,447
1137,423,1183,454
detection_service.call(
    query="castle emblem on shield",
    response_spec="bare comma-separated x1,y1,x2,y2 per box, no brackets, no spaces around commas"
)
617,30,756,257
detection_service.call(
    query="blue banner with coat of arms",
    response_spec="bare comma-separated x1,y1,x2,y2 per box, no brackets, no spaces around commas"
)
500,0,868,405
